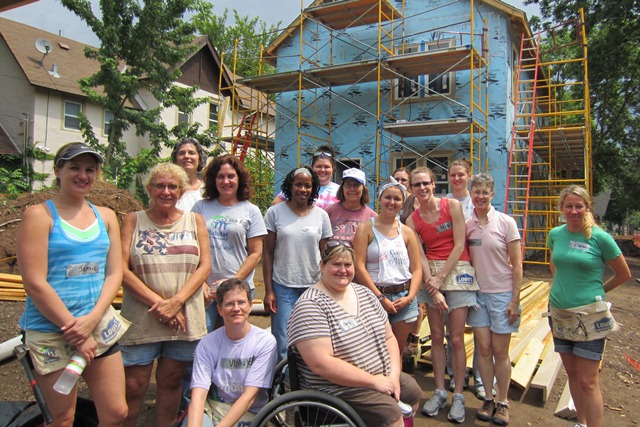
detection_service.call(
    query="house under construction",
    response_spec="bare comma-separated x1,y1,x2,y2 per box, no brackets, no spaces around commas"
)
220,0,590,264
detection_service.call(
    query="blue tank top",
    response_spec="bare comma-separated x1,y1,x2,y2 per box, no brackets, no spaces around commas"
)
20,200,110,332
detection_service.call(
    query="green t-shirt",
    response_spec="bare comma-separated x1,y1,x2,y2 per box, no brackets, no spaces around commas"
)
547,225,621,309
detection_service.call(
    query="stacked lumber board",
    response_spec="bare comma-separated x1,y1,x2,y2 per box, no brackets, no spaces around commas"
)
417,280,564,401
0,273,124,305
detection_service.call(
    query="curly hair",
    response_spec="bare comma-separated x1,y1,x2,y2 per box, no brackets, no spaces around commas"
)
469,173,495,192
144,163,189,191
201,155,252,201
281,166,320,205
171,138,207,172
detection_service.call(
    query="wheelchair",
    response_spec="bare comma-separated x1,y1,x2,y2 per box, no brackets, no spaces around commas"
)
250,349,366,427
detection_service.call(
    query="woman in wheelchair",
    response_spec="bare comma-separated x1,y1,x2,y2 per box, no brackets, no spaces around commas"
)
186,279,277,427
286,244,422,427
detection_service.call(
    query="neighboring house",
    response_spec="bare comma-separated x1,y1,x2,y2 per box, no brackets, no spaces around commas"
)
0,17,274,189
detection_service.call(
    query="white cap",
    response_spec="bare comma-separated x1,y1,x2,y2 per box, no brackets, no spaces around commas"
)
342,168,366,184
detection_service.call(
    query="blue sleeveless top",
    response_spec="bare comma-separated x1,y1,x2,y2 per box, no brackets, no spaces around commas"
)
20,200,110,332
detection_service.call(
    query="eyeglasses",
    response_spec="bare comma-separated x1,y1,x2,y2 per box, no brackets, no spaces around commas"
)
411,181,432,188
152,183,180,191
471,190,492,197
326,239,353,249
221,300,249,309
343,181,363,189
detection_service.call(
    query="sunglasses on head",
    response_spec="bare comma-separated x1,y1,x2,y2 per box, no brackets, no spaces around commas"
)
325,239,353,250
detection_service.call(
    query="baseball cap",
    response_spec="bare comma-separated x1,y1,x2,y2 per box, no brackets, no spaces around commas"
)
342,168,366,185
56,143,104,166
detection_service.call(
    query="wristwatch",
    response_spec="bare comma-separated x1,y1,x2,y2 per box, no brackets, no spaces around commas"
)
376,293,387,301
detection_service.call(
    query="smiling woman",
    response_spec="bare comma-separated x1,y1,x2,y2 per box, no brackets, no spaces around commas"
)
118,162,212,427
263,166,333,360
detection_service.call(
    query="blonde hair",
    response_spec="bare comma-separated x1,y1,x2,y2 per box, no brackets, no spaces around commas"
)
144,163,189,190
558,185,596,239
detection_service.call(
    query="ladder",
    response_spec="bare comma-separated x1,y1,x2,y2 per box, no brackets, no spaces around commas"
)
504,32,542,258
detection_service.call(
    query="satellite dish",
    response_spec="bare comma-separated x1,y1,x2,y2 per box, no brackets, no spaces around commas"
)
35,38,53,55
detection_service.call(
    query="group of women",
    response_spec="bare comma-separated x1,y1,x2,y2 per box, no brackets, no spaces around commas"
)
16,140,631,427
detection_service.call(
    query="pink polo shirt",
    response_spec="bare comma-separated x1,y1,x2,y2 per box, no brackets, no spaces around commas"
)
466,206,521,293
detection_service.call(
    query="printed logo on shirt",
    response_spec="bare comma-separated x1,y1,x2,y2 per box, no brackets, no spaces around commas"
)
66,262,99,277
467,239,482,247
436,222,452,233
220,356,256,369
569,241,590,251
338,317,358,331
302,226,322,234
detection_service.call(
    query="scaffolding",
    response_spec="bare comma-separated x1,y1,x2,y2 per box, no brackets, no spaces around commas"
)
230,0,489,193
504,10,591,264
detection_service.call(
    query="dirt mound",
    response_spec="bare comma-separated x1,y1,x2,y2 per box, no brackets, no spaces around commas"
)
0,180,143,274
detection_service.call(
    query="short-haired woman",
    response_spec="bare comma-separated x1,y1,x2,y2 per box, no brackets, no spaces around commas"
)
263,166,333,360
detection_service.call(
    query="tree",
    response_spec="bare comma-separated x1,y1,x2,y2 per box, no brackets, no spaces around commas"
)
527,0,640,223
193,7,280,78
60,0,215,188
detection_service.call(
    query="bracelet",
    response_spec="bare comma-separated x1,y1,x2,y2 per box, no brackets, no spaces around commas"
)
376,293,387,301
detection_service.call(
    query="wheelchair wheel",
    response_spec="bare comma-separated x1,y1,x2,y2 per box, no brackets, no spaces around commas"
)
269,359,291,400
251,390,365,427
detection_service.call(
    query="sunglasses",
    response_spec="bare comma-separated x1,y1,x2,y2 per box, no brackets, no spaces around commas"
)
411,181,432,188
326,239,354,249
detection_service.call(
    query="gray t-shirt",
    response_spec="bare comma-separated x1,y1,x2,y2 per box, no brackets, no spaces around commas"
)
192,199,267,289
263,203,332,287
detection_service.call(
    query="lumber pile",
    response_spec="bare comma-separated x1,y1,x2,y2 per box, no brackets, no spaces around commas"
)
416,280,564,401
0,273,124,305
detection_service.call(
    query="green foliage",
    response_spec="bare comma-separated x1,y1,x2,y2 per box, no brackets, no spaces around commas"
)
243,152,274,214
194,6,280,77
526,0,640,220
0,153,29,196
60,0,211,187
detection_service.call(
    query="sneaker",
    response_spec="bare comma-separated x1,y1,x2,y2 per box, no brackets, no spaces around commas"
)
492,402,510,425
422,389,448,417
475,384,486,400
448,377,456,392
447,393,466,423
476,399,494,421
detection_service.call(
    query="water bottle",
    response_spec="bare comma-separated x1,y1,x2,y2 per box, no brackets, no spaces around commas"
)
397,400,414,427
53,354,87,395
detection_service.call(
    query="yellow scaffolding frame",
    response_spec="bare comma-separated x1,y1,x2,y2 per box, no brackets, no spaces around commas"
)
504,9,591,264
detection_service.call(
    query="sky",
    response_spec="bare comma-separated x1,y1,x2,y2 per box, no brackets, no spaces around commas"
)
1,0,540,47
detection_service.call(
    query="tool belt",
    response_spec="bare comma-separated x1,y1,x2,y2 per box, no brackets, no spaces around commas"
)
548,300,618,342
428,260,479,292
377,281,409,295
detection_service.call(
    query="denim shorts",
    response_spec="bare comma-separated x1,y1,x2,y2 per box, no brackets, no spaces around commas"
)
386,290,419,323
419,288,477,312
549,317,605,361
467,291,521,334
121,340,199,366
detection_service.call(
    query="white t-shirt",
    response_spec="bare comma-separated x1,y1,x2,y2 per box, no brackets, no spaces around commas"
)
192,199,267,289
264,203,332,287
191,325,277,413
177,187,204,212
446,192,474,220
